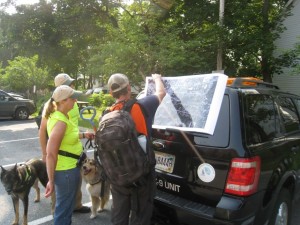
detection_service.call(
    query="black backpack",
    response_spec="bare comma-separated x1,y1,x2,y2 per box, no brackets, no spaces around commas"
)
95,99,155,186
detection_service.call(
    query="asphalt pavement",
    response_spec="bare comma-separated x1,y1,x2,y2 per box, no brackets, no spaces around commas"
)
0,117,112,225
0,118,300,225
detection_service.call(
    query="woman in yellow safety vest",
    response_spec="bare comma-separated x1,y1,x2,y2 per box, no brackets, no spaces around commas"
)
43,85,93,225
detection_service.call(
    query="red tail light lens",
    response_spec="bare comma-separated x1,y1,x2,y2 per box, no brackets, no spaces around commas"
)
225,156,261,196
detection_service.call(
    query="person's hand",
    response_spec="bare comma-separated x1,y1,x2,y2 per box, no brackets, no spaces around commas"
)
152,73,162,80
84,132,95,140
45,181,54,198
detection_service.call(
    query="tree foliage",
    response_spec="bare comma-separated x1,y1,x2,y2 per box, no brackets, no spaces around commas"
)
281,40,300,75
1,55,50,95
224,0,293,81
0,0,298,90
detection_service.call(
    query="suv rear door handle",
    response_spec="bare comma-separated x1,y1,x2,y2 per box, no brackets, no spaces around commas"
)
153,141,165,150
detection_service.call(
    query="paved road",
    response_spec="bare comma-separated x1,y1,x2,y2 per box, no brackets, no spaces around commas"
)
0,118,112,225
0,118,300,225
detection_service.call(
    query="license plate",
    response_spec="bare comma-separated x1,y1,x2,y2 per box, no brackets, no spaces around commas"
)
155,151,175,173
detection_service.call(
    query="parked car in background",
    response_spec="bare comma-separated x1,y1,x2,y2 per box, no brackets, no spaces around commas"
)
152,77,300,225
85,87,108,95
0,90,36,120
85,89,94,95
7,92,25,99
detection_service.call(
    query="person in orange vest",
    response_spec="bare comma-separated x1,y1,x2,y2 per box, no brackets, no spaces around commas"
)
106,73,166,225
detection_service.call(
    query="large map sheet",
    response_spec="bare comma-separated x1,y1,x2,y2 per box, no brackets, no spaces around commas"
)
145,73,228,135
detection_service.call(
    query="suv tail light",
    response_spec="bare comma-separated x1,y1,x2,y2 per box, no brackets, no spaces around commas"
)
225,156,261,196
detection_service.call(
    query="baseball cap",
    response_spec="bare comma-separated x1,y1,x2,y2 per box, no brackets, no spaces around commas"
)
52,85,82,102
107,73,129,93
54,73,75,87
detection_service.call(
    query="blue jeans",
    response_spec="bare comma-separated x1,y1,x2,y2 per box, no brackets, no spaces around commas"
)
53,167,80,225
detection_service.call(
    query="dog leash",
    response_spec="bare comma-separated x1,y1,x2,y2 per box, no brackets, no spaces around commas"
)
80,106,99,160
80,105,105,194
80,106,97,133
85,139,96,149
80,105,98,150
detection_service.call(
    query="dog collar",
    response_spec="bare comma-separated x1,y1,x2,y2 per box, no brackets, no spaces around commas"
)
24,165,32,182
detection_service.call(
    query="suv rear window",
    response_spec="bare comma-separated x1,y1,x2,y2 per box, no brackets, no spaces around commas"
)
194,95,229,147
277,96,300,133
243,94,280,145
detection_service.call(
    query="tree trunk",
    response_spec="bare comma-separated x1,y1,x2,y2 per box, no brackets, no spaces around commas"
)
261,0,272,83
261,57,272,83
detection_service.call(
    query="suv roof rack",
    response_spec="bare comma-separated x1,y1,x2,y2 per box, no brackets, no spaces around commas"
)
227,77,279,89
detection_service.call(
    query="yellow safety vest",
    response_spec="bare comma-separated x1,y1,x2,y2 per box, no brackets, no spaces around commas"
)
47,111,82,171
68,102,79,126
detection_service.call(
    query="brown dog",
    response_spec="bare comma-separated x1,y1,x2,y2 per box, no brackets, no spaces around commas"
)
81,158,110,219
0,158,54,225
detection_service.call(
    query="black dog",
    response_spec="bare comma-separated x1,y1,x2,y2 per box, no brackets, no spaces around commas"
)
0,158,51,225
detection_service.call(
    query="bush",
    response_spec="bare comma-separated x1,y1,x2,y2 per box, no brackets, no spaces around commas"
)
88,93,114,108
100,93,115,107
88,93,102,107
33,92,52,116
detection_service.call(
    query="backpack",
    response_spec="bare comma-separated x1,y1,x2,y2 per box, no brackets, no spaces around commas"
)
95,99,155,186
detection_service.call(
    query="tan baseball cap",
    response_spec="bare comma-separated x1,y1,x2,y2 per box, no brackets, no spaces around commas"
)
107,73,129,93
52,85,82,102
54,73,75,87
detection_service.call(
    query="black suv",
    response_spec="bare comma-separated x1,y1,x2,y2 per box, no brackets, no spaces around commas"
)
0,90,36,120
152,77,300,225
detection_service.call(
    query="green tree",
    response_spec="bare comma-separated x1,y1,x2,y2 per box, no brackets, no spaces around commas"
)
278,40,300,75
1,55,50,96
0,0,113,81
87,0,206,87
0,1,63,72
89,0,293,83
224,0,293,81
0,0,296,85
